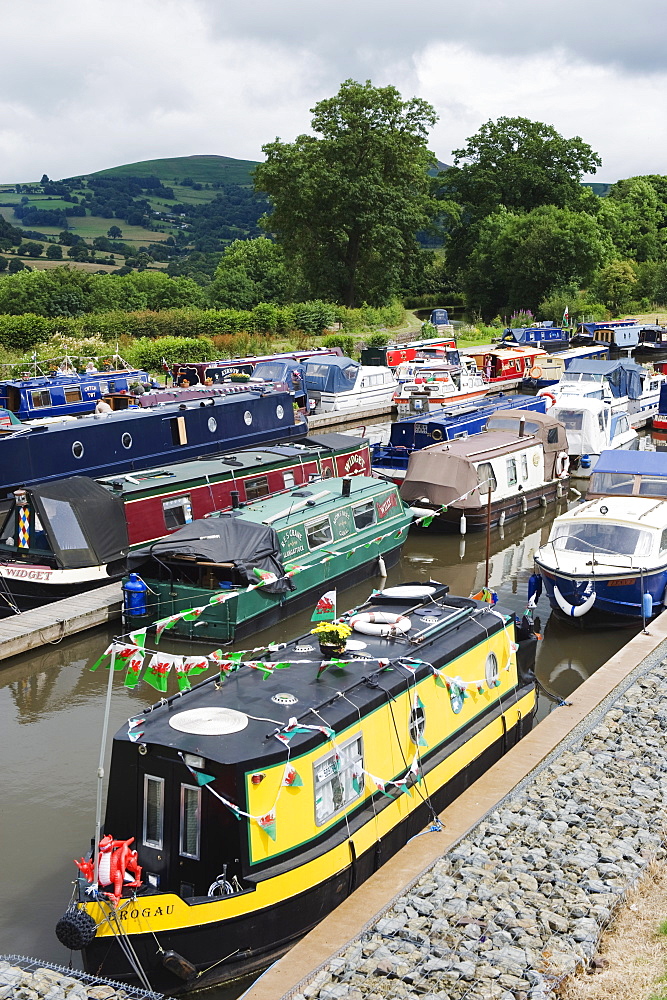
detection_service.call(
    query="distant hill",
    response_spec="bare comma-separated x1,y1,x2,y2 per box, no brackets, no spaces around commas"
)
91,154,258,187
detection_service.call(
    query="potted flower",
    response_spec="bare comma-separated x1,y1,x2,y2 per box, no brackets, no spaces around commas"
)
311,621,352,657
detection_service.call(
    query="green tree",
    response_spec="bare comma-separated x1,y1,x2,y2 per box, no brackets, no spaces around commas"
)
107,225,123,239
591,260,639,313
462,205,614,318
598,178,664,261
46,243,63,260
443,117,602,276
209,237,290,308
255,79,438,307
18,241,44,258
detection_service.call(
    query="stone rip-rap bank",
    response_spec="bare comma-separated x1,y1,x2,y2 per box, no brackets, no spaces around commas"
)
290,664,667,1000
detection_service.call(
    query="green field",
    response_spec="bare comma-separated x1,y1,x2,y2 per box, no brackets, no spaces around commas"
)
92,154,258,187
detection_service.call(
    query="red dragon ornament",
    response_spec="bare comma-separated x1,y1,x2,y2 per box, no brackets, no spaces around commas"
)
75,834,143,905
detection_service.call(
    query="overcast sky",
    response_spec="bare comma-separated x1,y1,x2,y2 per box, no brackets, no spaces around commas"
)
2,0,665,184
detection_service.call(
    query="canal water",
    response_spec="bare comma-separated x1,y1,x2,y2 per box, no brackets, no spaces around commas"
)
0,422,650,994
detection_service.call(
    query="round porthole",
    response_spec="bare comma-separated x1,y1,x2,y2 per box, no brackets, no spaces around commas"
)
208,417,217,433
244,411,253,426
72,441,84,459
485,651,499,689
276,404,284,420
121,432,132,449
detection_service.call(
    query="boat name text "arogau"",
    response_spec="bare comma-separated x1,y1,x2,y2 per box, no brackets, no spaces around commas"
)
118,904,176,921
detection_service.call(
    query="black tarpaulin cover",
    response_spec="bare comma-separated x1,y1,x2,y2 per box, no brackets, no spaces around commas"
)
128,515,293,594
30,476,129,569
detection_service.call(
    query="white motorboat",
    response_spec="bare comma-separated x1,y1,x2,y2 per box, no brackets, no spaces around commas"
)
551,397,637,478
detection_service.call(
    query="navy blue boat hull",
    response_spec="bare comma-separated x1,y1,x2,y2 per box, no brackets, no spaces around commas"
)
0,390,306,496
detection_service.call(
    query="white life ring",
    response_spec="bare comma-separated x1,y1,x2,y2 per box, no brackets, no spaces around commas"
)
529,365,543,379
556,452,570,478
376,585,437,599
541,390,557,410
349,611,411,636
554,585,596,617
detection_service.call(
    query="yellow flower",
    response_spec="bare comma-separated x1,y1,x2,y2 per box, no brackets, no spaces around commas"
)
311,622,352,641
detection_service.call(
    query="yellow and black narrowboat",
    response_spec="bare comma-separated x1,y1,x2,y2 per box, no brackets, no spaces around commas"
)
57,583,537,994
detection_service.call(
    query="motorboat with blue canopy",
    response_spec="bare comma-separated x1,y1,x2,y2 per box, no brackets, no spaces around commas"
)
587,450,667,498
303,355,396,412
541,358,664,419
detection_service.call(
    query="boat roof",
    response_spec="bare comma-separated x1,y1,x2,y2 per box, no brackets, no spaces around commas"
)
112,586,507,767
97,433,364,498
462,345,546,359
552,396,609,413
421,428,544,462
566,359,646,376
558,495,667,530
593,450,667,476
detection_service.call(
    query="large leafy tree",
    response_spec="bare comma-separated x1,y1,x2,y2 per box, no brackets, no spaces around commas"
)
463,205,614,319
444,117,602,278
254,80,438,307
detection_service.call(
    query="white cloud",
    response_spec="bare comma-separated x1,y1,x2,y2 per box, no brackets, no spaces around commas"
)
0,0,666,182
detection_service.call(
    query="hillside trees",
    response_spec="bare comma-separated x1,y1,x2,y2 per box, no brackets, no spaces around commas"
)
209,237,290,309
255,79,438,307
442,117,603,314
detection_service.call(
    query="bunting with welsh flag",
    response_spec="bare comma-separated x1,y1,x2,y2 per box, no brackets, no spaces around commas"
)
311,589,336,622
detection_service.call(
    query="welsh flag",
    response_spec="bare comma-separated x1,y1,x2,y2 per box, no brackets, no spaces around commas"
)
253,567,278,585
282,763,303,787
144,653,175,693
311,590,336,623
257,809,277,841
562,305,569,327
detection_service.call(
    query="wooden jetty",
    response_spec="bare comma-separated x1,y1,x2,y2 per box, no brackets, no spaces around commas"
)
0,583,121,662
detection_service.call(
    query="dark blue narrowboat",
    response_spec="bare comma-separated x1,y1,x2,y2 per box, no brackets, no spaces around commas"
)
0,365,152,420
371,394,547,484
0,388,307,496
500,323,569,352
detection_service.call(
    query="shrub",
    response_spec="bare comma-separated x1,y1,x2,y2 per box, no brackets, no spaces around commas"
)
363,332,389,347
321,333,356,357
124,336,215,370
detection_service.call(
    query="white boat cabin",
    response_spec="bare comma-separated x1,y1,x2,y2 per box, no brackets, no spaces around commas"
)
304,356,396,412
551,397,637,476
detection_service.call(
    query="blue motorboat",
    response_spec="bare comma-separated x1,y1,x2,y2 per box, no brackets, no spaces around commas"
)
371,393,546,484
587,449,667,498
0,387,306,496
0,362,152,421
535,495,667,621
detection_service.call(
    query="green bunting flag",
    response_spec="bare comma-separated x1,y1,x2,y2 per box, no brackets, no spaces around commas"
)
144,653,173,693
123,652,145,689
192,771,216,787
90,642,138,672
421,516,434,528
253,567,278,584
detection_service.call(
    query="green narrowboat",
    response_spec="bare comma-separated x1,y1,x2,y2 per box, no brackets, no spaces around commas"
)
124,477,413,642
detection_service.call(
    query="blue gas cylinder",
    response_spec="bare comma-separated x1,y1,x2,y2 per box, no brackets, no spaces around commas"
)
123,573,148,616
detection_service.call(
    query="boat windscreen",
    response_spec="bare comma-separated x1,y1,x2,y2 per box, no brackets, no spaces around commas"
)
551,522,653,558
554,410,583,430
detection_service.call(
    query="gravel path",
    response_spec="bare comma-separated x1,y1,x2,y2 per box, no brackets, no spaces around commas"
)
290,653,667,1000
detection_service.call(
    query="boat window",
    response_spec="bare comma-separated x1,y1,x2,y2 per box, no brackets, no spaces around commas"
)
41,498,89,550
547,428,559,444
245,476,270,501
306,516,333,549
506,458,517,486
660,529,667,554
254,362,285,381
590,472,635,496
342,365,357,382
30,389,52,409
163,495,193,529
180,784,201,859
143,775,164,849
305,363,329,378
353,500,375,530
409,702,426,745
521,454,529,481
0,510,15,546
476,462,497,493
599,412,606,433
169,415,188,446
64,388,82,404
314,734,363,825
551,522,653,558
283,471,295,490
638,476,667,498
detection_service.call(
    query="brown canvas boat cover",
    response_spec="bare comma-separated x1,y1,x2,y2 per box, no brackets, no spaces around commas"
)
399,411,568,509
